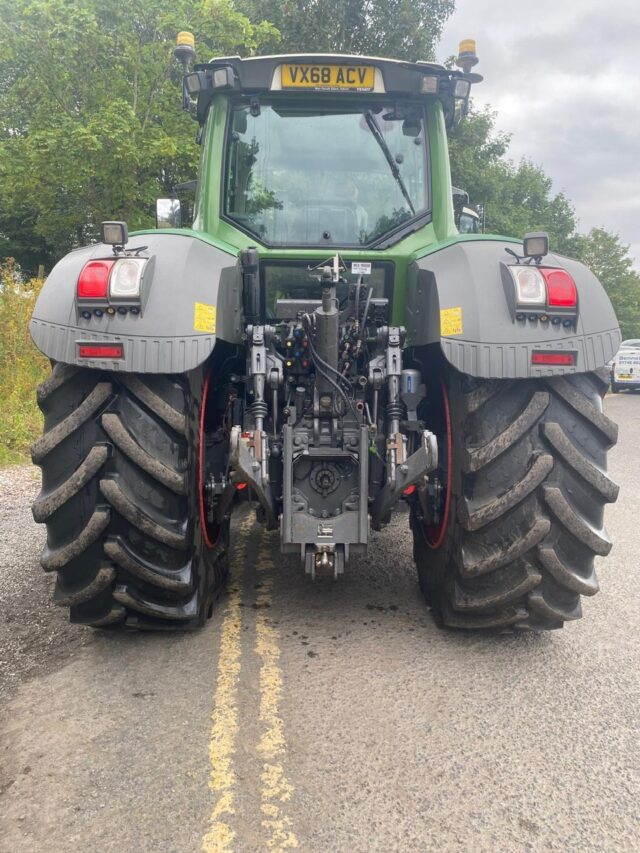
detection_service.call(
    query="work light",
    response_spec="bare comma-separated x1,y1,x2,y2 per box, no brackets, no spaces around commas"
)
100,221,128,246
420,76,439,94
184,72,204,94
452,79,471,99
523,232,549,259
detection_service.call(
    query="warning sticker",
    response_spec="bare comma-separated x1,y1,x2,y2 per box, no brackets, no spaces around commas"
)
351,262,372,275
194,302,216,333
440,306,463,337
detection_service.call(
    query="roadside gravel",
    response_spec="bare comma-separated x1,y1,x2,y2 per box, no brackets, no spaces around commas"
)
0,465,93,702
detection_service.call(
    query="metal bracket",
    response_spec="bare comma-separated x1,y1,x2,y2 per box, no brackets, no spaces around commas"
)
370,430,438,530
229,425,277,528
205,474,237,525
386,431,406,465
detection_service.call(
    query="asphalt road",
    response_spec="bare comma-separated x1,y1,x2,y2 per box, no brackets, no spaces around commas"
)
1,393,639,853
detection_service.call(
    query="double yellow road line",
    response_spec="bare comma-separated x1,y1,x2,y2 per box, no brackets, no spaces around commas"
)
202,517,298,852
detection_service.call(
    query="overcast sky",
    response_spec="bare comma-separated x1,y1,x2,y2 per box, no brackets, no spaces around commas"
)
439,0,640,266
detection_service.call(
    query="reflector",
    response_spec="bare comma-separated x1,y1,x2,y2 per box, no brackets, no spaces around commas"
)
77,260,115,299
78,343,124,358
531,351,576,366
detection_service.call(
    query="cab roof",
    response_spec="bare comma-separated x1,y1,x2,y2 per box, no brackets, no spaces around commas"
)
195,53,451,96
190,53,476,129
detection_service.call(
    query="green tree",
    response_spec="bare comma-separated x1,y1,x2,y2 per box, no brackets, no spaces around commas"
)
449,107,640,335
236,0,454,60
0,0,278,269
448,105,578,254
573,228,640,339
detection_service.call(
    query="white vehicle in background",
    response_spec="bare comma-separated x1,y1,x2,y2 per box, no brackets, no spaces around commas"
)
611,339,640,392
452,187,484,234
458,206,480,233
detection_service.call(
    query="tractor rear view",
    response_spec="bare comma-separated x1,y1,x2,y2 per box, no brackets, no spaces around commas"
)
29,37,620,632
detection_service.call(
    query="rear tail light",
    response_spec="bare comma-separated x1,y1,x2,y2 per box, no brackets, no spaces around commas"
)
109,258,146,299
77,260,115,299
508,265,578,311
511,266,546,306
539,268,577,307
78,343,124,359
77,257,146,303
531,351,576,366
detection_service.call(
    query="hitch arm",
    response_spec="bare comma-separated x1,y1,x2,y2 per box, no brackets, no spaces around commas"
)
228,426,278,529
370,430,438,530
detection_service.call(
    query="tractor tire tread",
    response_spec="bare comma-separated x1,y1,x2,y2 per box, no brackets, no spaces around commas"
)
31,382,113,463
32,445,109,522
31,366,227,629
547,376,618,445
463,391,549,472
117,375,187,435
99,478,188,548
102,413,187,494
54,564,116,607
413,369,617,632
104,536,194,593
36,363,81,404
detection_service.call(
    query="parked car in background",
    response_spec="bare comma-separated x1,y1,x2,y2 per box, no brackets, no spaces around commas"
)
611,339,640,392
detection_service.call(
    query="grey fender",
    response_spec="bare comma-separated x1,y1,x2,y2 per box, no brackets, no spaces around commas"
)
405,238,621,378
30,232,242,373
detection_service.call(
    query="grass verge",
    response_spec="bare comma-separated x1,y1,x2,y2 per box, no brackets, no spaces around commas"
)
0,260,49,466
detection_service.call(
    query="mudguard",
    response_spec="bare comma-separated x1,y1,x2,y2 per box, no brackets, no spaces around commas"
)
30,231,242,373
405,237,621,378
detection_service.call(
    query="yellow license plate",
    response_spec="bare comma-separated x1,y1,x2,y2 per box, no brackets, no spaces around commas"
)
618,373,633,379
281,63,375,92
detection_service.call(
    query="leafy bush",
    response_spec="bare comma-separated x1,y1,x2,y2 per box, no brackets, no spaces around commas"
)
0,260,49,464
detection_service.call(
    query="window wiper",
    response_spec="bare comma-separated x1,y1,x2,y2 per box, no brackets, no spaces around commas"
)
364,111,415,216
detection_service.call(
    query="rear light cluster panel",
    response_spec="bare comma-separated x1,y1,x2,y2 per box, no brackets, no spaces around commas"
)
503,264,578,329
76,257,148,319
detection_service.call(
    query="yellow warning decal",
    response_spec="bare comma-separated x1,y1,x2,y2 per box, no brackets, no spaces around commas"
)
440,306,463,337
194,302,216,333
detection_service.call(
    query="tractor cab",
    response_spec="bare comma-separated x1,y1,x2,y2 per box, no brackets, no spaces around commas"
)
224,96,428,248
175,48,482,259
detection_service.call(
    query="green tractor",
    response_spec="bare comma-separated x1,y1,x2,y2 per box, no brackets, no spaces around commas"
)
29,37,620,631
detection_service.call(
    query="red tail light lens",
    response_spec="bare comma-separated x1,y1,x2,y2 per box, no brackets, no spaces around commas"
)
540,268,577,307
77,260,115,299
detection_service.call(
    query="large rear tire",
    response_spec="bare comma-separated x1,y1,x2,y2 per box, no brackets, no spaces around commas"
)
411,364,619,631
31,364,229,629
